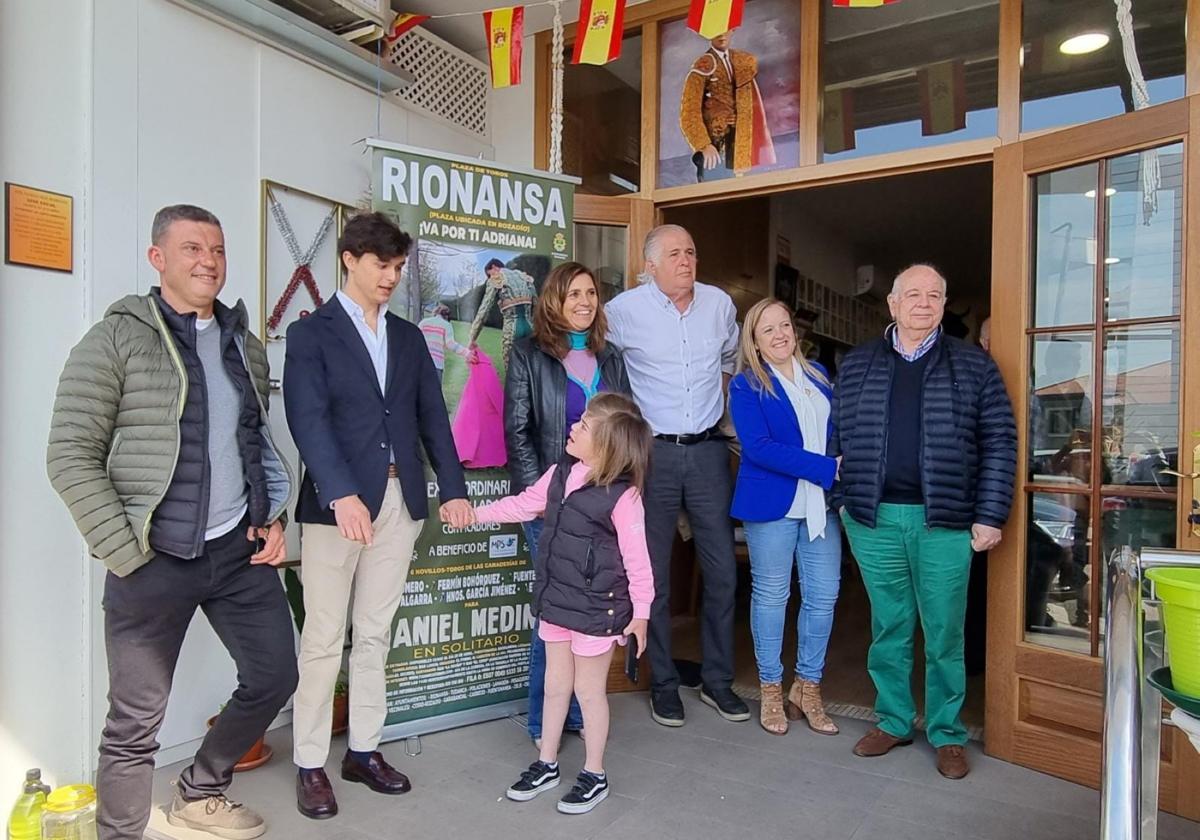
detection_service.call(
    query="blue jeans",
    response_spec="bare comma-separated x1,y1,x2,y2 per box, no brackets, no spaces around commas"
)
523,519,583,738
744,516,842,684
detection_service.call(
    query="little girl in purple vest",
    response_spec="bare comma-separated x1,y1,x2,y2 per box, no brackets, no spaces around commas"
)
470,392,654,814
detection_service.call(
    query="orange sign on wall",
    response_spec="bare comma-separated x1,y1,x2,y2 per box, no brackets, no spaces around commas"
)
5,182,73,272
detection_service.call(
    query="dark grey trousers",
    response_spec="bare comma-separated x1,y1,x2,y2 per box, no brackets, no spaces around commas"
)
98,519,297,840
643,438,737,692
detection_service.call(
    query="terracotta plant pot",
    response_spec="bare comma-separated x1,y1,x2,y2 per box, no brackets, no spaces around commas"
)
206,715,272,772
331,694,349,736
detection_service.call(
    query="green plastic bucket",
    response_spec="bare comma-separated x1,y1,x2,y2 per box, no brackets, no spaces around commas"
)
1147,568,1200,698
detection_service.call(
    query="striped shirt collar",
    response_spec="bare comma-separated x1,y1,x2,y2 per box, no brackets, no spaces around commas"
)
889,324,941,362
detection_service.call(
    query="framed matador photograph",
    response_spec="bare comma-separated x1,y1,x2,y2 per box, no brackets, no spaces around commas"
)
657,0,801,188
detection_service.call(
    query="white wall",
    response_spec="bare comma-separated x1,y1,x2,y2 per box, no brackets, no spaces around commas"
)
480,36,536,170
2,0,503,793
0,0,95,798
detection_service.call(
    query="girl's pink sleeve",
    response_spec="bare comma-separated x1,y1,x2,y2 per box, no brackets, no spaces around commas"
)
475,466,555,524
612,487,654,620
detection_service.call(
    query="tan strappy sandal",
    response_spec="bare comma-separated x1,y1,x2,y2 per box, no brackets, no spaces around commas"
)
759,682,788,735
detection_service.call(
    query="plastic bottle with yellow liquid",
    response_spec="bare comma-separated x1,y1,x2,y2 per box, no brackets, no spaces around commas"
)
7,769,51,840
40,787,96,840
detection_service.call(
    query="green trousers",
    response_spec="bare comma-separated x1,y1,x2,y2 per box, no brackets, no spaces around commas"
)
840,504,973,747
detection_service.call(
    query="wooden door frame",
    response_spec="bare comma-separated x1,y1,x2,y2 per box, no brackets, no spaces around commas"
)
574,194,659,290
986,96,1200,818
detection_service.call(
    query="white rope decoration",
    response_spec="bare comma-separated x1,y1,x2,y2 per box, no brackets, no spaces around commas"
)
1113,0,1159,223
549,0,565,174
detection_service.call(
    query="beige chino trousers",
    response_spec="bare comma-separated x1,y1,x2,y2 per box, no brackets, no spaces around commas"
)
292,479,424,768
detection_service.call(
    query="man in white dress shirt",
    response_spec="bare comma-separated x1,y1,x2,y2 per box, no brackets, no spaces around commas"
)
606,224,749,727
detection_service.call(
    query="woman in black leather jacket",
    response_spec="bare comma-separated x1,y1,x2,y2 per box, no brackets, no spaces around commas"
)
504,261,632,748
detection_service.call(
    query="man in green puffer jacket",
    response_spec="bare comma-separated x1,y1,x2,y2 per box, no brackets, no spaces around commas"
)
47,205,297,840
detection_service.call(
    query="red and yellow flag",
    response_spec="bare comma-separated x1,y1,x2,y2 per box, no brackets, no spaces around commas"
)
687,0,744,39
384,12,429,43
831,0,901,7
483,6,524,88
572,0,626,66
918,59,966,136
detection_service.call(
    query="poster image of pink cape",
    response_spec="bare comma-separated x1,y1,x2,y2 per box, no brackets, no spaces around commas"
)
452,347,507,468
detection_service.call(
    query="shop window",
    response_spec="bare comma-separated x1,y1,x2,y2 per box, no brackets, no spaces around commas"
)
562,32,642,195
821,0,999,162
1021,0,1186,133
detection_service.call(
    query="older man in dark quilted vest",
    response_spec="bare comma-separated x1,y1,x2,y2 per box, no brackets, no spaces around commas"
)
47,205,296,840
830,264,1016,781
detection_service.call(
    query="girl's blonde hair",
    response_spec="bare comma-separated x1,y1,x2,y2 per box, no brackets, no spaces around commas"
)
736,297,829,397
580,393,652,491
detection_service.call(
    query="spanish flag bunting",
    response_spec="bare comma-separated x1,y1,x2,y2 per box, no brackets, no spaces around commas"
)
384,12,429,43
483,6,524,88
687,0,745,40
572,0,626,66
831,0,901,7
823,88,856,154
918,59,967,136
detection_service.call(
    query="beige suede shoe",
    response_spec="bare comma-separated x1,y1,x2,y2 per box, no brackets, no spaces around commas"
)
167,791,266,840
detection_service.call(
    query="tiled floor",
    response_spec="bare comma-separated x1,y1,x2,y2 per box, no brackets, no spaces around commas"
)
151,691,1198,840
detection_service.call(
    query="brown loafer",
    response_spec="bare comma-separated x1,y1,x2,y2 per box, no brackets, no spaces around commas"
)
852,727,913,757
340,751,411,794
936,744,969,779
296,768,338,820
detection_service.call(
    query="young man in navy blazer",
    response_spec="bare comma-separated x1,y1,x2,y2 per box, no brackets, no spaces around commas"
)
283,213,473,819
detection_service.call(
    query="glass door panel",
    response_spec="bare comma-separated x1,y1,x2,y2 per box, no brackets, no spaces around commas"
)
1032,163,1099,328
1023,143,1182,658
1103,143,1184,321
1029,332,1095,484
1100,324,1181,487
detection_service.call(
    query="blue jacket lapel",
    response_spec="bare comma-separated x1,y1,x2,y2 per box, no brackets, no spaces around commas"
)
323,300,383,398
765,369,802,438
385,313,402,398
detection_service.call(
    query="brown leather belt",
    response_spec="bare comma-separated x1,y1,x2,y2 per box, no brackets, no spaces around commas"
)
387,464,399,478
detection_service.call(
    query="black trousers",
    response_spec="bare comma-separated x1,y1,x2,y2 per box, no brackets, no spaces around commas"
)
98,518,297,840
642,438,737,692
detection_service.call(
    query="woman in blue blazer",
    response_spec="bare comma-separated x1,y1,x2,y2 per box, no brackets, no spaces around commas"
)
729,298,842,737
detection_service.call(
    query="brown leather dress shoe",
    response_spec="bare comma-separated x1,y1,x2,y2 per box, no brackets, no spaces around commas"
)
852,727,914,757
296,768,338,819
936,745,970,779
341,751,412,794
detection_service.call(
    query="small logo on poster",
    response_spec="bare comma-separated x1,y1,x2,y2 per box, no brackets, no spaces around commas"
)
553,232,567,254
490,533,518,558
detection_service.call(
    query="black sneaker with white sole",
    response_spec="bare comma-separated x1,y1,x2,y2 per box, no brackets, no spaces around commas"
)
506,760,561,801
700,685,751,721
650,689,685,727
556,771,609,814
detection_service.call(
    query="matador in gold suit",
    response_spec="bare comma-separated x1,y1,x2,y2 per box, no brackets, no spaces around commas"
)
679,31,776,182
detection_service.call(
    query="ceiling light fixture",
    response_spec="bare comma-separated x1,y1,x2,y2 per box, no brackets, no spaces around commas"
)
1105,257,1120,265
1084,188,1118,198
1060,32,1110,55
